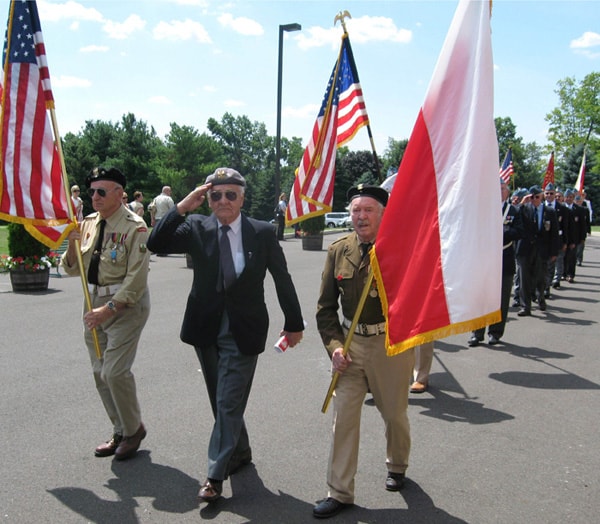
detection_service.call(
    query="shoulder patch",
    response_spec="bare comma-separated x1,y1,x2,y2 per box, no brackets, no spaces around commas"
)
137,226,148,232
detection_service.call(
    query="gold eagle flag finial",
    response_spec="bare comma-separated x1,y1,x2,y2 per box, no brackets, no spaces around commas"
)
334,10,351,34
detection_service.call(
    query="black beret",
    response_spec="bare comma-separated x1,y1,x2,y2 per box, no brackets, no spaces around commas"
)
347,183,389,207
86,167,126,189
205,167,246,187
528,185,542,195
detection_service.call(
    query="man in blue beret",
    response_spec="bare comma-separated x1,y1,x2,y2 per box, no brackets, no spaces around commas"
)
514,185,559,316
563,189,588,282
543,183,569,292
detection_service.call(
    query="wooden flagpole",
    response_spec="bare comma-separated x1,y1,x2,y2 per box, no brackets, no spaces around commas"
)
49,109,102,359
321,268,374,413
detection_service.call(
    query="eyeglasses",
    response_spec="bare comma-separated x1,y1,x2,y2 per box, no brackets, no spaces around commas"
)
88,187,114,198
210,191,238,202
533,195,542,199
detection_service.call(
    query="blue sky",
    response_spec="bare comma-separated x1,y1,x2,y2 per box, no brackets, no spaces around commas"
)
22,0,600,155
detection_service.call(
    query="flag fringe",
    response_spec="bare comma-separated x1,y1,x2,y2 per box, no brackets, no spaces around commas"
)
385,310,501,356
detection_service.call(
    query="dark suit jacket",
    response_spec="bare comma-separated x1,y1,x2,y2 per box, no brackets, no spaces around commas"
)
569,204,588,243
545,201,569,247
502,202,524,274
147,208,304,355
515,203,559,260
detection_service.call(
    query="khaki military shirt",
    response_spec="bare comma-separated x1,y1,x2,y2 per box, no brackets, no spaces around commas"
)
61,205,150,305
316,233,384,357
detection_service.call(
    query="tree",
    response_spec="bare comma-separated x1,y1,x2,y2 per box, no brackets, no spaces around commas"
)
160,123,224,205
382,138,409,177
334,149,379,211
207,113,276,219
546,73,600,158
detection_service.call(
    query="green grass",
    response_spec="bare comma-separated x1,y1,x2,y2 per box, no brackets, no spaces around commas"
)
0,225,8,255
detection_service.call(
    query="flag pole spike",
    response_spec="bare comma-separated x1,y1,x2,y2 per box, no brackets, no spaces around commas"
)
333,10,382,182
333,10,351,34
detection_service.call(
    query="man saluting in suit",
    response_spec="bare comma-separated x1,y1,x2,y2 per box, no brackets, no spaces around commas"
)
147,167,304,502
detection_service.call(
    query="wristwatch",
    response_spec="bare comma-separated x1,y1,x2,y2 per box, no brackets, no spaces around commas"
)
107,300,117,314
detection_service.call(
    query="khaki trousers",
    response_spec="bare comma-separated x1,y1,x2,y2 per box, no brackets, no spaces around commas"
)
84,289,150,436
328,332,414,504
413,342,434,384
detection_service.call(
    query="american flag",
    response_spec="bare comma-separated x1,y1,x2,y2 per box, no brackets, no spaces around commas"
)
499,148,514,183
286,35,369,225
1,0,72,248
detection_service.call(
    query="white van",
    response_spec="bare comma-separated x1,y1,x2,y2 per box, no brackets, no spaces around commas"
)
325,212,350,228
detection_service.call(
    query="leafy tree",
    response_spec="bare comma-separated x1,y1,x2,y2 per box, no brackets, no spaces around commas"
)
334,149,379,211
111,113,164,198
160,123,225,204
546,72,600,158
207,113,275,218
382,138,409,177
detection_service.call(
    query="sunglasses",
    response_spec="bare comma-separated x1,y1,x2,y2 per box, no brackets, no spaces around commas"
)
88,187,114,198
533,195,542,199
210,190,238,202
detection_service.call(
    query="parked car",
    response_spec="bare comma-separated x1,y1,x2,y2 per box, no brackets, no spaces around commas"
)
342,215,354,229
325,212,350,228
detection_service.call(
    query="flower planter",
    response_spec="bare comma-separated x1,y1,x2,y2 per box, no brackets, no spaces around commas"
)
302,233,324,251
9,267,50,292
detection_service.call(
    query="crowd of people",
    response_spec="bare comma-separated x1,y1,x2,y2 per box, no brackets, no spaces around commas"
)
60,166,593,519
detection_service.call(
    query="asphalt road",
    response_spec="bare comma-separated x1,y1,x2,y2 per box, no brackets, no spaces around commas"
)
1,231,598,523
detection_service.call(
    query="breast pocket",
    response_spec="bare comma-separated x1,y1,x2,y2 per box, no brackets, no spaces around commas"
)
336,267,355,297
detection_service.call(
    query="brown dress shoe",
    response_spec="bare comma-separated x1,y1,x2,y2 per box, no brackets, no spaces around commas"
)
95,434,123,457
114,423,146,461
198,479,223,502
410,381,428,393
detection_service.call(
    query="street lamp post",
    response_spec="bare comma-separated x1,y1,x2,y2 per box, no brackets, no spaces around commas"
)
275,22,301,208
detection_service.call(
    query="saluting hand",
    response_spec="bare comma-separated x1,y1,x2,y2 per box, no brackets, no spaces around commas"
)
177,183,212,214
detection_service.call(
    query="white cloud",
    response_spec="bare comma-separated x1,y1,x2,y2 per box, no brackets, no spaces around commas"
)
283,104,319,119
570,31,600,49
345,16,412,44
52,75,92,88
570,31,600,58
218,13,264,36
224,99,245,108
103,14,146,40
148,96,172,105
38,0,104,23
295,16,411,50
153,19,212,42
80,45,109,53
